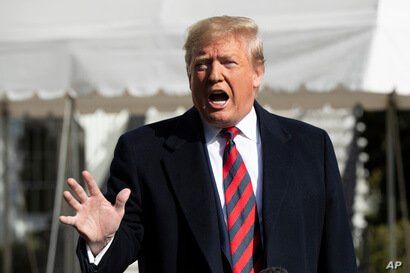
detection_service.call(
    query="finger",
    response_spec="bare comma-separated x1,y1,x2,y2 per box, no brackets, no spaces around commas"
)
59,215,76,226
82,170,101,196
66,178,88,203
114,188,131,212
63,191,82,211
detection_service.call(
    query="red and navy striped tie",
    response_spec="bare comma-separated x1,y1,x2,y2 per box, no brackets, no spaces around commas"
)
222,127,264,273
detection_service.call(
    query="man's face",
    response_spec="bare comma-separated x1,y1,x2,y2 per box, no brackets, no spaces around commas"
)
188,36,264,128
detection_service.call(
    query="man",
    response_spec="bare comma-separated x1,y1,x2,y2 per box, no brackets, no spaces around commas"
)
60,16,357,273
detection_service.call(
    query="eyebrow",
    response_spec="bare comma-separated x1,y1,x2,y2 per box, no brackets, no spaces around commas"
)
193,54,237,63
193,56,211,63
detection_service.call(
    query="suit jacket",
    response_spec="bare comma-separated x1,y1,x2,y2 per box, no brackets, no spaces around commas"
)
77,101,357,273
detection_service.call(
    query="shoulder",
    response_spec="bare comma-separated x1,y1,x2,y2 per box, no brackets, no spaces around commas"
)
117,107,200,150
274,113,326,140
256,103,330,159
280,114,328,151
124,116,180,141
256,102,326,141
118,114,182,150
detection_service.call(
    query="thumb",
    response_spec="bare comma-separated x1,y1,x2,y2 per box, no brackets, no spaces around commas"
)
114,188,131,212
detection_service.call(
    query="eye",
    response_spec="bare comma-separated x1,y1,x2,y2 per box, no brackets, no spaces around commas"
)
194,61,209,71
196,64,207,71
222,60,237,68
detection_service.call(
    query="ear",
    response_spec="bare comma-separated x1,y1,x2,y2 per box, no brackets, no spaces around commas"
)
187,67,192,91
252,63,265,89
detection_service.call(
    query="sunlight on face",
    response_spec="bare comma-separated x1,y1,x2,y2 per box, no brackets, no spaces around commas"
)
189,36,264,128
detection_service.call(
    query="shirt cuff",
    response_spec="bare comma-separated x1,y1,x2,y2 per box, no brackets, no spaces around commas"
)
86,236,115,265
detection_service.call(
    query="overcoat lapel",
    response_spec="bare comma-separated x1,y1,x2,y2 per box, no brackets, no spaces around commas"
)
161,103,295,271
161,108,223,273
254,102,294,267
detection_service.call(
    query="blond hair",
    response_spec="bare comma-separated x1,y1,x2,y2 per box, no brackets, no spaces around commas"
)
183,16,265,72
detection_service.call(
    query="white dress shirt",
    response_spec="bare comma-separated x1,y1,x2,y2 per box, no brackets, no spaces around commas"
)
88,106,263,265
87,237,114,265
201,106,263,227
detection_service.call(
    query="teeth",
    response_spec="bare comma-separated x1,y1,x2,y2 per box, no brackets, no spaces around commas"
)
212,100,227,105
208,90,229,107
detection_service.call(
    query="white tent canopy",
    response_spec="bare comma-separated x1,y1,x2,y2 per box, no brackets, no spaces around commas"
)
1,0,409,111
2,2,406,272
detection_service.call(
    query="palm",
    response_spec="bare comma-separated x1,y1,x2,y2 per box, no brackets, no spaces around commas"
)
60,171,130,253
75,193,122,242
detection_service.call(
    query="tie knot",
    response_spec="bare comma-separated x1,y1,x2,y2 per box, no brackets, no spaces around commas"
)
221,126,239,141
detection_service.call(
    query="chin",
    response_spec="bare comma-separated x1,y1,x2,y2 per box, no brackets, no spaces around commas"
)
195,103,236,128
206,114,237,128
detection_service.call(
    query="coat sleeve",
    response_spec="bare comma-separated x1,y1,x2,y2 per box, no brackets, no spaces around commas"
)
76,134,144,273
318,131,357,273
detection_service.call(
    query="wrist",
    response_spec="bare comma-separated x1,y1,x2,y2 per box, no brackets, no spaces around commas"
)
89,235,114,256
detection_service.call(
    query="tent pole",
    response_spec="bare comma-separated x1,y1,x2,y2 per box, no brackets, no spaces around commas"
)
63,100,80,273
386,92,397,266
1,100,12,273
70,114,82,273
46,95,74,273
391,94,410,267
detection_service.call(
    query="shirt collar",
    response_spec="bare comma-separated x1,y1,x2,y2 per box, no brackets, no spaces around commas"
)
201,106,258,143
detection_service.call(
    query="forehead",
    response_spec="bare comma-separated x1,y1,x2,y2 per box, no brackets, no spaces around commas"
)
193,36,248,58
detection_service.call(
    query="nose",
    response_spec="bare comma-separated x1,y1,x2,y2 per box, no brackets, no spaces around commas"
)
208,61,223,83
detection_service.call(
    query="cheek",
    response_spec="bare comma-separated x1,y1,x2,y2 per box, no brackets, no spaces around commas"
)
232,77,255,98
234,88,256,109
191,75,206,90
191,85,206,106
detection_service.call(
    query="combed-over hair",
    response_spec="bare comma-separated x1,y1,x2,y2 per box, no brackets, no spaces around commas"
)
183,15,265,72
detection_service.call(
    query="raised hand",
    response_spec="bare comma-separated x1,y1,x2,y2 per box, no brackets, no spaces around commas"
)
59,170,131,255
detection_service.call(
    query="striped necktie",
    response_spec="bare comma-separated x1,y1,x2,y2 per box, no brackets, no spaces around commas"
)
222,127,264,273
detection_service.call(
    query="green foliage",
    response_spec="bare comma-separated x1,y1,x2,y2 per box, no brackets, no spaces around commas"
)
367,221,409,273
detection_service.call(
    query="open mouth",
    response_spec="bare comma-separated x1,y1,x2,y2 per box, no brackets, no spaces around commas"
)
208,91,229,106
